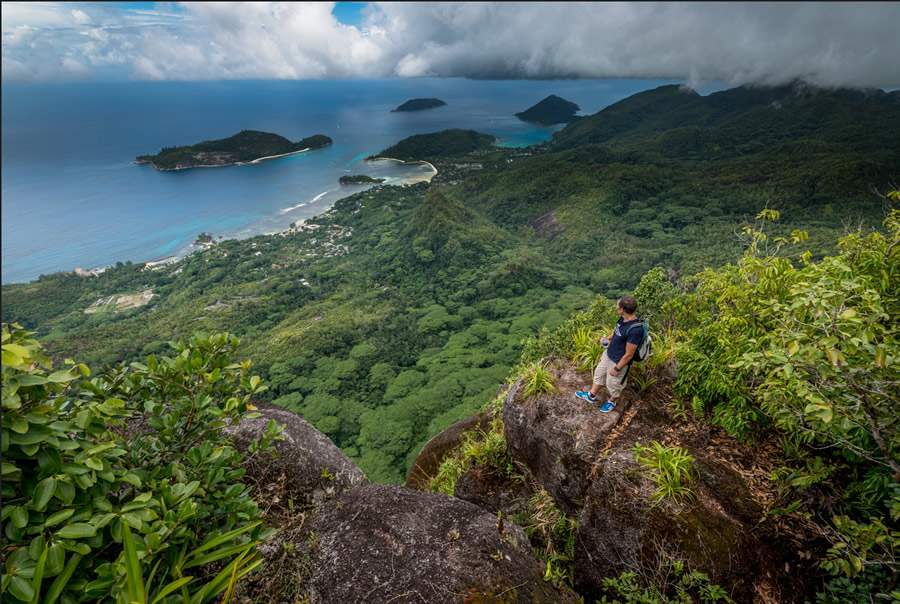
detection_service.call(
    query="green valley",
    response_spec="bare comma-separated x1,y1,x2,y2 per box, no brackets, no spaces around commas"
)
4,83,899,487
3,81,900,603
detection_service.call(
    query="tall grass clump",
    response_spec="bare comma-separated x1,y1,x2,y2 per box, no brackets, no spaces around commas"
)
572,326,604,372
429,419,512,496
632,441,696,504
522,360,556,397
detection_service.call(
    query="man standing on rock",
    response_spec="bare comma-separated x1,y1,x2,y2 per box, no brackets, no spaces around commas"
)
575,296,643,413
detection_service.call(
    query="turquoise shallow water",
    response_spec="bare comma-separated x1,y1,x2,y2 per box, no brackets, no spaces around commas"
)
1,78,690,283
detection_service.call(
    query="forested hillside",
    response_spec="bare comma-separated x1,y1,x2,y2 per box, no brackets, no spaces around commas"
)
3,82,898,484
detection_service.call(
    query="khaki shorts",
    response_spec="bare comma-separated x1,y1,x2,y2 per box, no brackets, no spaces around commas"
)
593,350,628,398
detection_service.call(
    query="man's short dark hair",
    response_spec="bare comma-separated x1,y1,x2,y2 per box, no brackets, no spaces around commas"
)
618,296,638,314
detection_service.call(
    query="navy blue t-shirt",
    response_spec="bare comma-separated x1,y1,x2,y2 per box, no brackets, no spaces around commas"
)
608,318,643,364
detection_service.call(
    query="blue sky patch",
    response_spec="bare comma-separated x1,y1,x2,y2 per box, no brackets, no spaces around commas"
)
332,2,367,27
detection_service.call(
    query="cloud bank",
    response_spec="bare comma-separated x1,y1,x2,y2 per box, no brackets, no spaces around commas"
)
3,2,898,88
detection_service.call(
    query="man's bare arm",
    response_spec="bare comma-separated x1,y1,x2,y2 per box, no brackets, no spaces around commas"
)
612,342,638,372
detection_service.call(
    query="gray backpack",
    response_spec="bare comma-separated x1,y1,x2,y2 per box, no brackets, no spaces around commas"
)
624,320,652,362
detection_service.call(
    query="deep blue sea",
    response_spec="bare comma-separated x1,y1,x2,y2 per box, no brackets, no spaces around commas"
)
2,78,711,283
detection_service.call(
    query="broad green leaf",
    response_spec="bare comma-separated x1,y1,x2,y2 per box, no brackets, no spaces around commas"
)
8,575,35,602
11,505,29,528
44,509,75,528
83,458,103,471
46,544,65,576
10,416,29,434
2,348,24,367
45,370,76,384
15,374,48,387
33,477,57,511
56,523,96,539
28,535,46,560
9,426,51,446
122,512,143,530
122,473,142,487
54,481,75,504
839,308,857,320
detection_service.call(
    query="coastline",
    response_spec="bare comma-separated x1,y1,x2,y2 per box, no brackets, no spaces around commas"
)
239,147,310,165
72,158,439,280
367,156,438,179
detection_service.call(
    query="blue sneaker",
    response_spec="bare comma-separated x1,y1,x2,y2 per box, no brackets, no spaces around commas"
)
599,400,616,413
575,390,597,404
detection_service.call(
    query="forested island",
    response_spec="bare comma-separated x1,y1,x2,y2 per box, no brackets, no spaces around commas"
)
371,128,495,161
135,130,332,170
4,82,899,604
392,97,447,112
515,94,581,125
339,174,386,185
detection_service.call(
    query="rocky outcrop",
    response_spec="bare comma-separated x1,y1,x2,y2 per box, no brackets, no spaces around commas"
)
413,360,807,602
503,360,629,513
230,404,578,603
227,402,367,506
304,484,578,604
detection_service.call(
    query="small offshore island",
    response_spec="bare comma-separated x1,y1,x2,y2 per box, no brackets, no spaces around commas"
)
369,128,495,161
515,94,581,125
136,129,332,171
339,174,386,185
391,98,447,112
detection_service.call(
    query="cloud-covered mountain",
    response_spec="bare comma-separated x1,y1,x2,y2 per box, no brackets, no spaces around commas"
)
3,2,898,88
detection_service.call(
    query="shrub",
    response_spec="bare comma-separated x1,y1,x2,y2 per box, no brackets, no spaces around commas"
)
599,558,733,603
1,324,274,603
632,441,696,504
520,296,616,363
669,206,900,594
633,266,678,330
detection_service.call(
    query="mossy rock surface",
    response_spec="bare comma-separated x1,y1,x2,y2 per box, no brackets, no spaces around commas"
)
304,484,579,603
226,402,367,507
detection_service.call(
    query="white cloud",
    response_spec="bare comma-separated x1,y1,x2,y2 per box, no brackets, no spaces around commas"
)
1,1,898,87
71,9,90,25
369,2,900,87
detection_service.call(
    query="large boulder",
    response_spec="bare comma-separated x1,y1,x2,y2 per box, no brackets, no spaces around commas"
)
503,361,629,513
304,484,579,604
574,449,767,601
226,402,367,506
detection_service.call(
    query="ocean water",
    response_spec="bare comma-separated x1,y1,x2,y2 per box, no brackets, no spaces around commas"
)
2,78,691,283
